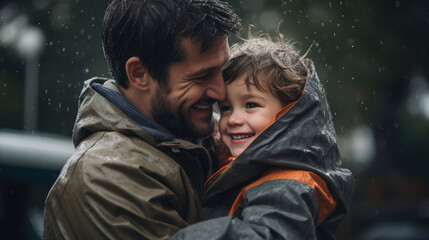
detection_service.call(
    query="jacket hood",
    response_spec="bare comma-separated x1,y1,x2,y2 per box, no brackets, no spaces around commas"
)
208,64,354,213
72,77,174,148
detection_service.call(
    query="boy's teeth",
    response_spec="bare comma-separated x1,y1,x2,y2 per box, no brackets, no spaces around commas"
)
231,134,253,140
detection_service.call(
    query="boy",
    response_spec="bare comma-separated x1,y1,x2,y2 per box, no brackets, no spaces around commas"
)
172,33,354,239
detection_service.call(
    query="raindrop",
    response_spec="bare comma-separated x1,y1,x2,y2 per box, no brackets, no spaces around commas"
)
85,68,89,73
321,22,324,27
395,0,400,8
380,40,383,45
62,48,66,52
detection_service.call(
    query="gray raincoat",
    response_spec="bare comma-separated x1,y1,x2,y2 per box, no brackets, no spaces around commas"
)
171,64,355,239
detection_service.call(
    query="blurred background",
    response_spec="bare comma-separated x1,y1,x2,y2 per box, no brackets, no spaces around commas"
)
1,0,428,239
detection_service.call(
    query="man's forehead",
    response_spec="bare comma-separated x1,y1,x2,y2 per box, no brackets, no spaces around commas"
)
177,35,229,76
179,35,228,55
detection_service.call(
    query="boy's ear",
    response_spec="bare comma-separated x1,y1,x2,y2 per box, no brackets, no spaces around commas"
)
125,57,153,91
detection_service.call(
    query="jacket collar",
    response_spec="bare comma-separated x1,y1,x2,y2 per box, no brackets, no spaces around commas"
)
91,81,175,142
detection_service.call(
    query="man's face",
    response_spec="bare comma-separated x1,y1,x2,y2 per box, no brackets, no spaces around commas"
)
151,36,230,139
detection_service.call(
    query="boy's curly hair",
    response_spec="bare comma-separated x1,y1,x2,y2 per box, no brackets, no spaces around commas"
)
222,25,312,106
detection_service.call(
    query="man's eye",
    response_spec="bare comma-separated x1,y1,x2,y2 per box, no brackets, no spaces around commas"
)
246,102,259,108
195,73,211,81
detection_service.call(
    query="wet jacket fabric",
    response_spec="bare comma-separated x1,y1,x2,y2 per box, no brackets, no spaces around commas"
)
43,78,212,239
171,64,355,240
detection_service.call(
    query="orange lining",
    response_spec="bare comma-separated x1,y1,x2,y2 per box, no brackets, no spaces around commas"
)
204,157,234,191
228,169,336,226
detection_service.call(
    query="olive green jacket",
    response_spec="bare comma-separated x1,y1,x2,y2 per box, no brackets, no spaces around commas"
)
43,78,211,239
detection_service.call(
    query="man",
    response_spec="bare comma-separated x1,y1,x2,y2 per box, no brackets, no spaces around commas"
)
43,0,240,239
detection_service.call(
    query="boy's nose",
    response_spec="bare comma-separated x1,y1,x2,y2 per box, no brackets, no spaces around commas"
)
227,111,244,126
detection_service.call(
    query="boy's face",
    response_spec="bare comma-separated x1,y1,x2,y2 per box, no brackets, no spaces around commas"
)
218,75,283,156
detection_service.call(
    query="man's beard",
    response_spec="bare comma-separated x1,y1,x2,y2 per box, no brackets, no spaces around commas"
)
151,89,215,140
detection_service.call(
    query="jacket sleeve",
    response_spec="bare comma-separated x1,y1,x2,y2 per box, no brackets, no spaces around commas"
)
171,169,336,240
44,134,202,240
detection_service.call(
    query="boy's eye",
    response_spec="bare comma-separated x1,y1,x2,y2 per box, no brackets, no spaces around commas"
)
220,105,232,112
246,102,259,109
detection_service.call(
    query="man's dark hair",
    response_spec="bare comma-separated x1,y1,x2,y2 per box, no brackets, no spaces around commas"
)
102,0,241,88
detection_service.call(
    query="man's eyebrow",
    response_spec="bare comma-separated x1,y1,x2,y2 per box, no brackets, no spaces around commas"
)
186,67,216,78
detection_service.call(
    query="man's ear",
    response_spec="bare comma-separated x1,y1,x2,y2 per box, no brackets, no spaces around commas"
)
125,57,153,91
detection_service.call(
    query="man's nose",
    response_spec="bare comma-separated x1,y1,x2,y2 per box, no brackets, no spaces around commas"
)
205,73,226,101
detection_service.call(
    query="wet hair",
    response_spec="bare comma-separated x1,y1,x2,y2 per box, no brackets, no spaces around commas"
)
102,0,241,88
222,26,312,106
